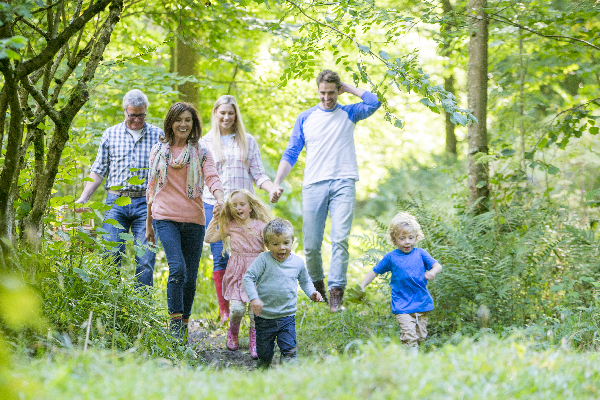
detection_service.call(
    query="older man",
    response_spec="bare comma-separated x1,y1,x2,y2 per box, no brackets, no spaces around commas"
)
270,70,381,312
75,89,163,286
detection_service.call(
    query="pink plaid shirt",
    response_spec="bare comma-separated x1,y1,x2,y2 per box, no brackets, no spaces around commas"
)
201,133,271,205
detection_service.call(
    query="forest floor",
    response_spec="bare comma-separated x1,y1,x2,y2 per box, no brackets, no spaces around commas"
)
186,319,259,370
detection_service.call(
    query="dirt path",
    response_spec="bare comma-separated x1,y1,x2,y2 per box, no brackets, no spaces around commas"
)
186,320,259,370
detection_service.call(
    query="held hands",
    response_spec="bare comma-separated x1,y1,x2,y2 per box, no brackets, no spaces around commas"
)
310,291,323,302
250,298,264,316
269,185,284,203
213,200,225,216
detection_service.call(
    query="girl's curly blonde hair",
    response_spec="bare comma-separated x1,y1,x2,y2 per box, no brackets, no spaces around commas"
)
216,189,274,233
388,212,424,244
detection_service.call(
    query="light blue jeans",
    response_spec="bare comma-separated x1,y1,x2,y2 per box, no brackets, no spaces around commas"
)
302,179,356,289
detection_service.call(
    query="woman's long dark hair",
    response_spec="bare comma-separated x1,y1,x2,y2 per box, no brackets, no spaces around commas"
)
162,102,202,145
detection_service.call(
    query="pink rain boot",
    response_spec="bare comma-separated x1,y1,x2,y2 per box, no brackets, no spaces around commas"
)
249,327,258,359
213,270,229,324
226,319,240,351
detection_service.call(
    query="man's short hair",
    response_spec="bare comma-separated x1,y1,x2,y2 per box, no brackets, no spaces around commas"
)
123,89,149,109
263,218,294,244
316,70,342,90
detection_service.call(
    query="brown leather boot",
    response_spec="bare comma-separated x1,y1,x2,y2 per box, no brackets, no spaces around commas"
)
329,287,346,313
313,279,328,303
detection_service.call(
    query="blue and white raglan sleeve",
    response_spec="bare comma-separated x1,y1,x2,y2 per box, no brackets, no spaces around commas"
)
342,91,381,124
280,113,307,167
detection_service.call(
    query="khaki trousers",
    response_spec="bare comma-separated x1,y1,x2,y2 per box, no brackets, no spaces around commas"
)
395,312,429,347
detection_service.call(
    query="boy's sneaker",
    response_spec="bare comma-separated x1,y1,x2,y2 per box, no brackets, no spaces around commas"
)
313,280,329,303
329,287,346,313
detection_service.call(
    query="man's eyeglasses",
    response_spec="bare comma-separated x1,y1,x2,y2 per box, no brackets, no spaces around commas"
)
126,111,146,120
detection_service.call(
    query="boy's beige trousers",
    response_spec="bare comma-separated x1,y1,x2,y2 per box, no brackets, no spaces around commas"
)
395,312,429,347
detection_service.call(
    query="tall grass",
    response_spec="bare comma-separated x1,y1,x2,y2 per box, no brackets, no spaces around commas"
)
9,336,600,399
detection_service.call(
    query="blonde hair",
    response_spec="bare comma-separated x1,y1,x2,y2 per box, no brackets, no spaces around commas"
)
216,189,274,235
389,212,424,244
207,95,249,166
263,218,294,245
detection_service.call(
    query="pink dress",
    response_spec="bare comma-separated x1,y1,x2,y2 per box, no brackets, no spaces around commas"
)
222,219,267,302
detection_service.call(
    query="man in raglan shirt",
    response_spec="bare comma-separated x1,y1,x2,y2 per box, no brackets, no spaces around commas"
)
269,69,381,312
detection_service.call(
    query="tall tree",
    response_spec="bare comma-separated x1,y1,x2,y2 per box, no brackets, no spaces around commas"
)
441,0,457,156
0,0,124,244
466,0,489,211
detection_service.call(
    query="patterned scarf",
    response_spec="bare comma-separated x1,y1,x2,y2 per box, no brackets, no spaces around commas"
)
147,142,207,202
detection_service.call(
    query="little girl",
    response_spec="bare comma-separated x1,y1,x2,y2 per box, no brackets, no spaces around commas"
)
205,189,273,358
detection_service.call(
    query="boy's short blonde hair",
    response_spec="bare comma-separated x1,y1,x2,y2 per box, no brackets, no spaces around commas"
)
389,212,424,244
263,218,294,245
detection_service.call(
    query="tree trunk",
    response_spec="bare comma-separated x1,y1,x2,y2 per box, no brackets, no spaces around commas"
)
441,0,457,156
175,35,199,106
467,0,489,212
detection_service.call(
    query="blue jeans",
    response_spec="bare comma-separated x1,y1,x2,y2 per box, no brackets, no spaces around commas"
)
302,179,356,289
155,219,205,319
254,315,297,368
102,193,155,287
203,202,229,272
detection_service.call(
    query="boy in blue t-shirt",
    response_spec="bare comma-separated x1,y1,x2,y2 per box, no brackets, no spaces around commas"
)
359,212,442,347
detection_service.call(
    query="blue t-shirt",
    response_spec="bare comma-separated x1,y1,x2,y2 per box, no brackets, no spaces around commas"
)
373,248,438,314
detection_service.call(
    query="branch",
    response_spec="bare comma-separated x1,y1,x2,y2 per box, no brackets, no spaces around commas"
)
16,0,113,78
19,76,62,124
531,97,600,150
283,0,412,82
17,18,50,41
31,0,65,15
60,0,124,121
489,13,600,51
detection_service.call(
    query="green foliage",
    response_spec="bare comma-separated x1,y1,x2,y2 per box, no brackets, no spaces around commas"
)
355,194,600,341
278,0,477,128
38,246,199,363
9,336,600,399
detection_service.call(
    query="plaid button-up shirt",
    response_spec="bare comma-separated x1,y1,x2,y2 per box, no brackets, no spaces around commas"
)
90,121,163,191
202,133,271,205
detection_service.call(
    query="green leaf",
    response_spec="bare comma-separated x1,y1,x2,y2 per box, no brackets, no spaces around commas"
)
114,196,131,207
73,267,90,283
119,233,135,241
394,119,403,129
589,127,599,135
450,112,468,126
127,176,145,185
419,98,435,107
547,165,560,175
104,219,124,229
501,149,516,157
475,180,487,189
378,50,389,60
357,43,370,53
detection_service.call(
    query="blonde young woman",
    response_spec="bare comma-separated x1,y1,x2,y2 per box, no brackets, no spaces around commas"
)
202,95,276,324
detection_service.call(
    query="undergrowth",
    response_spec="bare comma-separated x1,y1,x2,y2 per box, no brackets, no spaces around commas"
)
354,194,600,350
8,336,600,399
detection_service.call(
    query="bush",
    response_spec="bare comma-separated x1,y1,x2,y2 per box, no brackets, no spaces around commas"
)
355,195,600,344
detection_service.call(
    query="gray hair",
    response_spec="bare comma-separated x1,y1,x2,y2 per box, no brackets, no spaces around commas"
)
122,89,149,109
263,218,294,244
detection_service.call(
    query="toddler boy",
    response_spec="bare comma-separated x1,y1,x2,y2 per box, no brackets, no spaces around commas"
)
360,212,442,348
243,218,323,368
